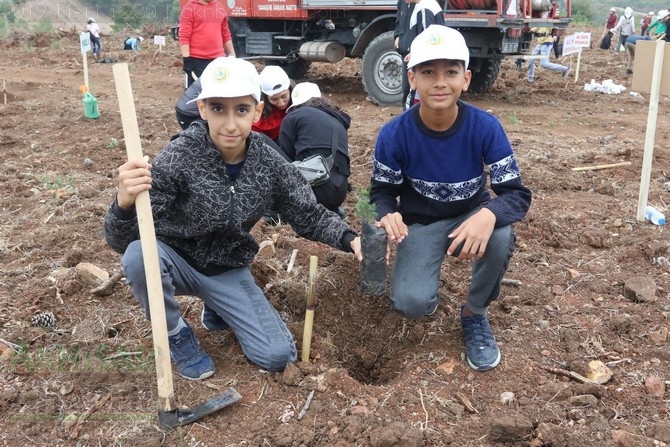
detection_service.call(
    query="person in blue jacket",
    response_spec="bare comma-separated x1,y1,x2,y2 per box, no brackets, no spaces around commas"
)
123,36,144,50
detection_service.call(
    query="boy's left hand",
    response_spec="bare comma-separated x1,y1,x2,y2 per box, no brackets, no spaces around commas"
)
350,237,363,262
447,208,496,261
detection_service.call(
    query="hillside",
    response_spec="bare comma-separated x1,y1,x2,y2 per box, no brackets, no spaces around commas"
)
19,0,114,32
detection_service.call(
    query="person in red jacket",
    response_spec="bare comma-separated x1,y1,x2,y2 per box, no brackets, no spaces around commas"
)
641,11,654,35
179,0,236,88
253,66,293,144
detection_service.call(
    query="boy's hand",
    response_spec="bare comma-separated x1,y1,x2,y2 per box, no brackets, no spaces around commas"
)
116,157,152,210
447,208,496,261
350,236,363,262
377,212,408,265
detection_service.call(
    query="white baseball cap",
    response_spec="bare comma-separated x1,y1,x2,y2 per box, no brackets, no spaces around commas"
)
138,36,144,42
259,66,290,96
191,57,261,103
649,11,655,15
610,7,616,12
408,25,470,69
658,9,669,20
290,82,321,108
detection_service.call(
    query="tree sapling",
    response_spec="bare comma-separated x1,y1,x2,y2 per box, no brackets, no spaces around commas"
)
355,188,387,296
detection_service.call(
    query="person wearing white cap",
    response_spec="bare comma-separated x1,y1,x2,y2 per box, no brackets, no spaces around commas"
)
252,65,293,143
278,82,352,215
105,57,362,381
369,25,531,372
602,8,619,47
86,17,101,62
610,6,636,52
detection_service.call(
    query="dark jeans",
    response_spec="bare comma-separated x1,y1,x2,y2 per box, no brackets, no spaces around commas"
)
185,57,214,88
401,57,410,111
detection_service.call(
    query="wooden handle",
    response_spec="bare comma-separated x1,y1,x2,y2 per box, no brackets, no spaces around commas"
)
301,256,318,362
113,63,175,412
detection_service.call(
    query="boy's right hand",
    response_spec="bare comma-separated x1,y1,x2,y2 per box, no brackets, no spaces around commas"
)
377,212,408,264
116,158,152,210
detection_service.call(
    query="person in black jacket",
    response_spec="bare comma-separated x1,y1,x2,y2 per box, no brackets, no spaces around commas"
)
278,82,351,214
394,0,445,110
394,0,415,110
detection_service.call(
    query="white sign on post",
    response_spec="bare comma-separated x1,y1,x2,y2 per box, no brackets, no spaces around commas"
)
80,32,91,54
562,32,591,57
154,35,166,46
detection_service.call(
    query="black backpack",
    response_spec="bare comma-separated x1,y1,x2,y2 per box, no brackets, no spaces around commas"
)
600,32,613,50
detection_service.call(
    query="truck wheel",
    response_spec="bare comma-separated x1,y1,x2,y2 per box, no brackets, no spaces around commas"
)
467,56,501,94
266,59,312,80
362,31,402,106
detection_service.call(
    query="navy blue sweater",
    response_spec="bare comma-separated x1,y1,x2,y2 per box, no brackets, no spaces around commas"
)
371,102,531,227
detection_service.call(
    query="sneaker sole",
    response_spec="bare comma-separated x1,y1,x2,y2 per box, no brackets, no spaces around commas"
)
178,369,215,380
466,349,501,372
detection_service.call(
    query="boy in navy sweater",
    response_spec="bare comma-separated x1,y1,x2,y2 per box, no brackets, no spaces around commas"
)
370,25,531,371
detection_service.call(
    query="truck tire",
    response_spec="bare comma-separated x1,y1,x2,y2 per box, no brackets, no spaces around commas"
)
266,59,312,80
467,56,501,94
362,31,402,106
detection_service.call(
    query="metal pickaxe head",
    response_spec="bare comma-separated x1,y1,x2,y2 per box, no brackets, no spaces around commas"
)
158,387,242,430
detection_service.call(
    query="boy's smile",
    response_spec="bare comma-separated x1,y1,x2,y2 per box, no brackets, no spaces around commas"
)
197,96,263,163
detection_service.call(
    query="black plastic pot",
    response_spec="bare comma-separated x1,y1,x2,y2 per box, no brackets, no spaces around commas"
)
360,221,387,296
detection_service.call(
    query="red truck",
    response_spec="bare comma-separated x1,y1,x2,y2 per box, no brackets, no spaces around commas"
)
175,0,572,105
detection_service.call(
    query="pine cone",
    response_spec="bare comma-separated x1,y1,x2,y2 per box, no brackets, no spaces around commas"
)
31,311,56,328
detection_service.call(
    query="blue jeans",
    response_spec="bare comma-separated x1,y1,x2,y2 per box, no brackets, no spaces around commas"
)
91,37,101,57
122,240,297,371
527,42,568,81
390,210,515,318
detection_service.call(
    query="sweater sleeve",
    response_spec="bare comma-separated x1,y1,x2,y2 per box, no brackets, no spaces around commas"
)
221,15,232,44
178,3,193,45
370,125,403,219
481,120,532,227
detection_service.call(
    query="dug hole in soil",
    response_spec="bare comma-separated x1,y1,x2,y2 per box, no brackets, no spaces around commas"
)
1,25,670,447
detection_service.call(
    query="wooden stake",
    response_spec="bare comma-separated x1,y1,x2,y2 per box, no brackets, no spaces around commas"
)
571,161,632,172
637,39,666,222
301,256,318,362
113,63,175,413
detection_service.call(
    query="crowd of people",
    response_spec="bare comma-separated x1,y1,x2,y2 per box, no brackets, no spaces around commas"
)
598,6,670,76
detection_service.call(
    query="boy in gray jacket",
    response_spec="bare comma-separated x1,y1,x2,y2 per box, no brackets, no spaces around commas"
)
105,57,362,380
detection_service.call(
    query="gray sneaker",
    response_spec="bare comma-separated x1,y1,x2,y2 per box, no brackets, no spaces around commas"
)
168,323,215,380
563,67,572,78
460,306,500,371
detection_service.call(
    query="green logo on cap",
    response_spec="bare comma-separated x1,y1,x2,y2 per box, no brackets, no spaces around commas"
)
213,67,229,83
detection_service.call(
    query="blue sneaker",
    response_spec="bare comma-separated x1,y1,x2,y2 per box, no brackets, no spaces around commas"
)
168,323,215,380
460,306,501,371
201,304,229,331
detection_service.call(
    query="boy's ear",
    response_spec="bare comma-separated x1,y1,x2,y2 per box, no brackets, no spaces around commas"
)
197,99,207,121
407,69,416,90
253,101,265,123
462,69,472,93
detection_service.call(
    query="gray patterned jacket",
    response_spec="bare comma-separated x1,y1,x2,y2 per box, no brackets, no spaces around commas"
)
104,121,354,274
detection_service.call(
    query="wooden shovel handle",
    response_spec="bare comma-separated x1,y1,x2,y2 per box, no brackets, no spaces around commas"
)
113,63,175,412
